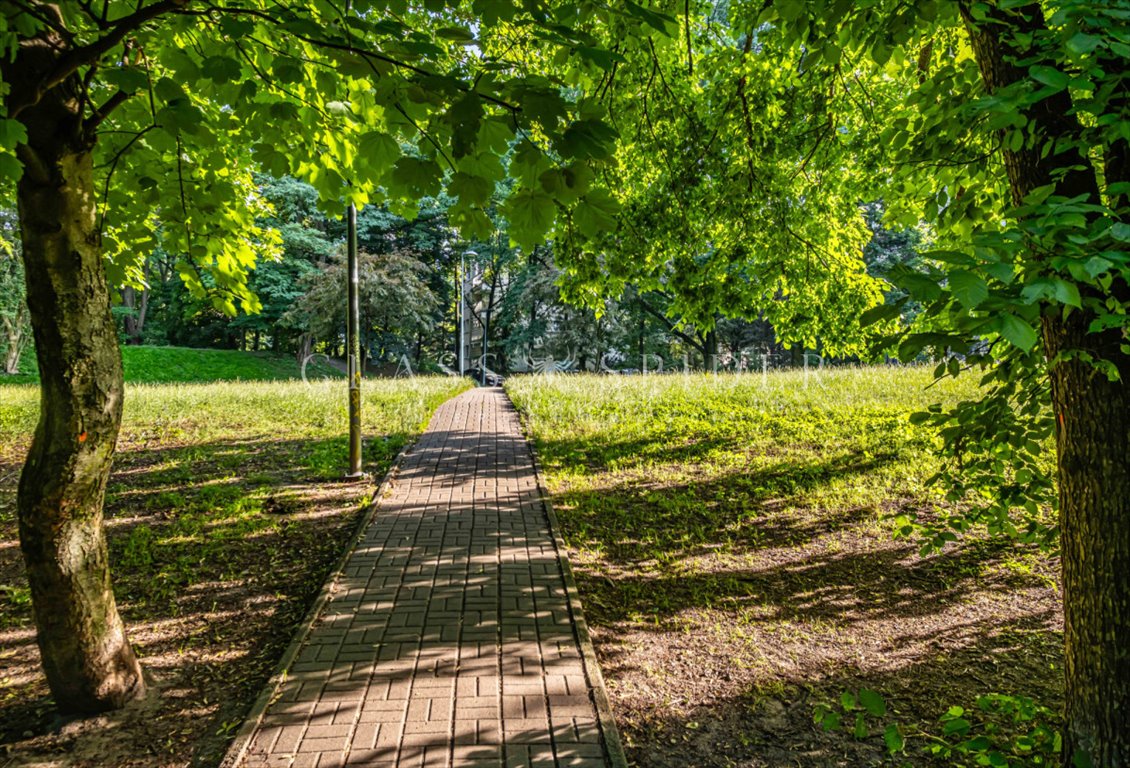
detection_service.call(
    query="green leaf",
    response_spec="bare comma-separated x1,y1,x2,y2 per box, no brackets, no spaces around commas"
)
102,67,150,93
154,77,185,104
859,302,903,326
272,57,305,84
858,688,886,717
1029,65,1070,90
1085,256,1113,278
1053,279,1082,308
158,49,200,80
201,55,242,84
358,131,401,171
512,85,567,128
473,0,517,24
503,188,557,249
840,691,857,711
448,171,493,206
997,313,1039,352
448,205,493,240
575,45,624,71
1066,32,1101,55
1110,222,1130,242
0,119,28,150
511,140,553,185
891,269,943,301
390,157,443,198
965,736,992,750
883,724,905,755
557,119,619,160
0,152,22,182
942,717,971,736
269,102,300,121
447,93,485,158
949,269,989,308
573,189,620,238
435,26,475,42
477,118,513,154
853,713,868,739
624,0,676,33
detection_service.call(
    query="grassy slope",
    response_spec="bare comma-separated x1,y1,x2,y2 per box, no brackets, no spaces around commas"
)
2,345,341,385
508,368,1062,767
0,376,470,767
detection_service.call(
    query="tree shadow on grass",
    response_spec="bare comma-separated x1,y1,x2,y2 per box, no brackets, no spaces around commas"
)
0,410,1062,768
575,533,1056,629
607,606,1062,768
534,431,750,475
549,449,907,568
538,444,1063,767
0,432,412,766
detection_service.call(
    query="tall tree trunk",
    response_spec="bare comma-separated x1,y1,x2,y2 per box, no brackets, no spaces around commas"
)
1043,311,1130,767
13,61,144,712
120,286,146,345
3,310,27,374
637,307,645,368
296,332,313,365
960,3,1129,763
703,328,718,370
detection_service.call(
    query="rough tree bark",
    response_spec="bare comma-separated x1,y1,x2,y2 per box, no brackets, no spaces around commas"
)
120,285,148,345
2,309,28,374
8,26,145,713
960,3,1130,764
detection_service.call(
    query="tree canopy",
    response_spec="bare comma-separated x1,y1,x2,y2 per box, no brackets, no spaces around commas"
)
4,0,1130,763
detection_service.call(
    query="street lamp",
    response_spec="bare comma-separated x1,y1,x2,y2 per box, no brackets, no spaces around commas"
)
459,250,476,377
345,203,363,479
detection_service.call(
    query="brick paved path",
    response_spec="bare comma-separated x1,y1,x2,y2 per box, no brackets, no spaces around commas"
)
235,388,621,768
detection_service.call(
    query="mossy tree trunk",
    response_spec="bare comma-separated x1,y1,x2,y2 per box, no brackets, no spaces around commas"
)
10,33,144,714
960,3,1130,764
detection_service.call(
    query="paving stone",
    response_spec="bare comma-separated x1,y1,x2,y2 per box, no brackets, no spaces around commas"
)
234,390,613,767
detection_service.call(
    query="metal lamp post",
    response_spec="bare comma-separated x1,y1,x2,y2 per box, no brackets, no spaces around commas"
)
345,203,363,479
459,250,476,377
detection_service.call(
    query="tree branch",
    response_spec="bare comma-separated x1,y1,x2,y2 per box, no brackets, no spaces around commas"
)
198,4,520,112
684,0,693,77
636,294,706,355
9,0,188,119
85,89,133,133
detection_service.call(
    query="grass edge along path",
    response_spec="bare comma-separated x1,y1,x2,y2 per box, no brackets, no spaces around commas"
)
228,388,624,768
220,412,415,768
0,376,470,768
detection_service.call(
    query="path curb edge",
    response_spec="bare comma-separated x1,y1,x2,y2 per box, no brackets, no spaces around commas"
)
506,392,631,768
219,431,421,768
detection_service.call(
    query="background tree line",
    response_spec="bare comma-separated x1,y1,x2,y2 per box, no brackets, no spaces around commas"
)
1,181,921,377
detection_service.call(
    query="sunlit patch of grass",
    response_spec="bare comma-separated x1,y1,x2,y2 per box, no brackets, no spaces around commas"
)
507,367,1061,767
1,345,342,386
0,375,470,761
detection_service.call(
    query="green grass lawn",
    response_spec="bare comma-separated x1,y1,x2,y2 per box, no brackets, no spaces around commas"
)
0,376,469,767
2,344,341,385
508,367,1062,768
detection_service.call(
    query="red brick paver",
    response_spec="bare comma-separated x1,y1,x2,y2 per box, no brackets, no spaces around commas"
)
237,388,616,768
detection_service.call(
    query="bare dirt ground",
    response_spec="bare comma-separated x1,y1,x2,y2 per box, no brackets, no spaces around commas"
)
556,469,1062,768
508,371,1064,767
0,435,380,768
